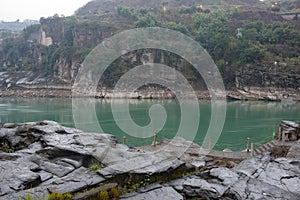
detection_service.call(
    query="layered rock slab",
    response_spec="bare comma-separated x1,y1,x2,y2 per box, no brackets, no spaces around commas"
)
1,120,300,199
0,121,191,199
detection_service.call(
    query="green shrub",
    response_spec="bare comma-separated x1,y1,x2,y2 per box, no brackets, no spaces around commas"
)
109,187,119,198
48,192,72,200
22,194,33,200
0,141,14,153
20,194,44,200
89,164,102,171
98,191,109,200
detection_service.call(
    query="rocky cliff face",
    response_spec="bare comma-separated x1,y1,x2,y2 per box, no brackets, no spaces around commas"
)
225,63,300,100
0,0,299,97
236,64,300,90
0,17,117,84
38,17,116,82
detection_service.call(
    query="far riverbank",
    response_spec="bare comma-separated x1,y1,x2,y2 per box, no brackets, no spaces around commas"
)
0,86,300,101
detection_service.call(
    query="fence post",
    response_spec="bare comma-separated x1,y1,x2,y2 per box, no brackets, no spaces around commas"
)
208,137,212,150
122,136,127,144
246,137,250,153
152,132,157,146
251,143,254,156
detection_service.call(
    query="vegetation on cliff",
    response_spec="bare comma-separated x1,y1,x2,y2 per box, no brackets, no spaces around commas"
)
0,0,299,89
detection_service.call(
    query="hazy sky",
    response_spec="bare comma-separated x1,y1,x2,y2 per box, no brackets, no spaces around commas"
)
0,0,92,21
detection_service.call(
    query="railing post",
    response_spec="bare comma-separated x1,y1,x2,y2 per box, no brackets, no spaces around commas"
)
208,137,212,150
152,132,157,146
122,136,126,144
246,137,250,153
251,143,254,157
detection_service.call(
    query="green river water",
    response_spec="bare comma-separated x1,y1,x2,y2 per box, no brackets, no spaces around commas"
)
0,98,299,151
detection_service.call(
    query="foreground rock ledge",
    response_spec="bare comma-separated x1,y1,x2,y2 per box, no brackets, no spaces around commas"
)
0,121,299,199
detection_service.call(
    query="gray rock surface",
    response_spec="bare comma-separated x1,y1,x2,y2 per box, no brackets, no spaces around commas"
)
0,121,192,199
164,153,300,200
0,121,112,199
287,141,300,159
120,186,183,200
0,120,300,199
210,167,239,185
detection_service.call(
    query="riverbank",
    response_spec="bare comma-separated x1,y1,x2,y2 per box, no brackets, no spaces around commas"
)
0,120,299,199
1,86,300,101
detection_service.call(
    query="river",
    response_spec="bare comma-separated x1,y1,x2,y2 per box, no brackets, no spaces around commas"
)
0,97,299,151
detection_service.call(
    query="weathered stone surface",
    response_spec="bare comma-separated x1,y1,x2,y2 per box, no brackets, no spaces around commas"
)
0,121,111,198
0,156,42,195
0,161,105,199
287,141,300,159
36,170,53,182
183,176,228,198
230,154,300,199
255,157,300,194
234,153,272,177
225,175,300,200
189,159,205,168
164,153,300,200
0,152,21,161
0,121,189,199
120,186,183,200
33,158,75,178
0,120,299,200
209,167,239,185
98,150,185,178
